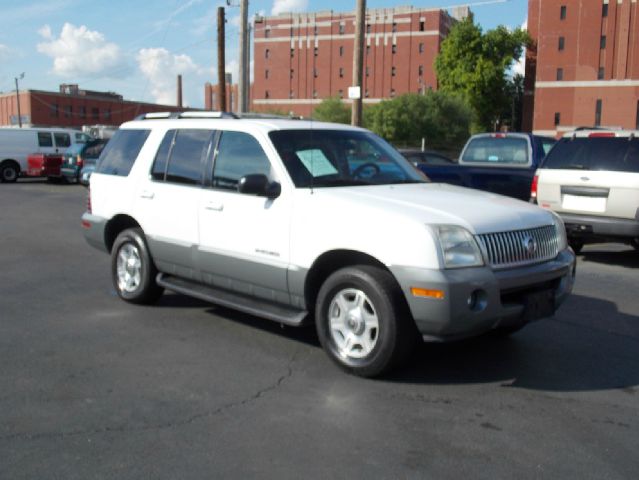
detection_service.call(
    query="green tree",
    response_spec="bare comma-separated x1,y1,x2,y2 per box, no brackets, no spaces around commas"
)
312,97,351,124
364,92,471,151
435,17,529,132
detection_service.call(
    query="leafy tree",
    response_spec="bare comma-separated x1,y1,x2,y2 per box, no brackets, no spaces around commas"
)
364,92,471,151
435,17,529,132
312,97,351,124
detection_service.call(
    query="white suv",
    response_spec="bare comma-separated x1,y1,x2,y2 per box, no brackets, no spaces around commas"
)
82,112,575,377
534,129,639,253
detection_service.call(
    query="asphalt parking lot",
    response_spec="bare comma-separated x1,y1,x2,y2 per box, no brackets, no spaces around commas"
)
1,181,638,479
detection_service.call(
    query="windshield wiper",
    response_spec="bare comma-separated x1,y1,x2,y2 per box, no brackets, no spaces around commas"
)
311,178,373,187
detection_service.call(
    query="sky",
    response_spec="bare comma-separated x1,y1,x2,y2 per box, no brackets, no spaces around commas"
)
0,0,527,109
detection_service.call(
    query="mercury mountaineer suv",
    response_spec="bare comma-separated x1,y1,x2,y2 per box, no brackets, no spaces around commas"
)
82,112,576,377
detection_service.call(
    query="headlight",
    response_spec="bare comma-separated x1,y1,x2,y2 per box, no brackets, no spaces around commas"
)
550,212,568,251
434,225,484,269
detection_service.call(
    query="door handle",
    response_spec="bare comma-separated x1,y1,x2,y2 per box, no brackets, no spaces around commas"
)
205,201,224,211
140,190,155,199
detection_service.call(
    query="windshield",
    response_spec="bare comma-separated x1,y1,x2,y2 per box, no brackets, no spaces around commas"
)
269,129,426,188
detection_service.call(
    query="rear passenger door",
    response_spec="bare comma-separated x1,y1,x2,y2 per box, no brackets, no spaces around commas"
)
197,130,291,305
137,128,215,280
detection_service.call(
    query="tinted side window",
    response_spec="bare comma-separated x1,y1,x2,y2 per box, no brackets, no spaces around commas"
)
462,137,529,165
84,141,107,159
38,132,53,147
151,130,176,181
97,129,151,176
54,132,71,148
212,131,272,190
165,129,214,185
542,137,639,173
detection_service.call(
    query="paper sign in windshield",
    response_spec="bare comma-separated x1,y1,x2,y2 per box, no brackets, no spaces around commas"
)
296,149,338,177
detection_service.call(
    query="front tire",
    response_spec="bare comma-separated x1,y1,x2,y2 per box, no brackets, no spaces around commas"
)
111,228,163,304
315,266,416,377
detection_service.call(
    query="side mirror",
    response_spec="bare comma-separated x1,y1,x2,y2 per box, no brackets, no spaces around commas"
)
238,174,281,199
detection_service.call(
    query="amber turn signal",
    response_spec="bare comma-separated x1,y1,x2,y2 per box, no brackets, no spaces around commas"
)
410,287,445,299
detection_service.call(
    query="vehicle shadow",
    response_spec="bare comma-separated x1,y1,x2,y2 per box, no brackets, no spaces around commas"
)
168,292,639,393
579,248,639,268
387,293,639,392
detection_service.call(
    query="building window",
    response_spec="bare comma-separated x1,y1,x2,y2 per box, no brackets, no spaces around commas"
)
92,107,99,120
338,89,343,98
313,90,318,98
290,69,294,79
418,65,423,76
314,68,318,78
419,21,424,32
366,24,371,34
289,91,294,99
64,105,72,118
265,49,270,59
419,42,424,54
314,47,318,56
50,103,59,117
265,69,269,79
391,66,396,77
600,36,606,49
339,23,345,35
392,44,397,54
366,45,370,55
556,68,563,81
560,5,566,20
339,46,344,57
314,25,318,36
366,67,370,77
339,67,344,78
104,109,111,121
265,28,271,38
598,67,604,80
79,106,86,119
558,37,565,51
290,48,294,58
390,88,396,97
554,112,561,126
602,4,609,18
595,99,602,126
365,89,369,98
392,22,397,33
265,91,269,99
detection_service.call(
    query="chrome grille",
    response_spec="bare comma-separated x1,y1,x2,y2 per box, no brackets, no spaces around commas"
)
476,225,559,269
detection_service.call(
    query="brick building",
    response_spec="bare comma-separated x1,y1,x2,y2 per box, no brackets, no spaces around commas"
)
252,6,464,117
204,81,239,112
523,0,639,135
0,84,183,128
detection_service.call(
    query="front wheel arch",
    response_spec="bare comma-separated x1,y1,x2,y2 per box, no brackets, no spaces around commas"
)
0,159,20,182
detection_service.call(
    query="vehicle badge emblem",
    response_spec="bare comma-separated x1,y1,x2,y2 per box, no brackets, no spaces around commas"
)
523,235,537,256
580,176,590,181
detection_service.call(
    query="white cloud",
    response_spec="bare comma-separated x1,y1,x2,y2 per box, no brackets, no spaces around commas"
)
271,0,308,16
0,44,11,62
512,18,528,77
137,47,199,105
37,23,128,78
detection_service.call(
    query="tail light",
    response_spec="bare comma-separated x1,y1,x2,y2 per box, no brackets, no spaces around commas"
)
86,185,92,213
76,154,83,168
530,173,539,203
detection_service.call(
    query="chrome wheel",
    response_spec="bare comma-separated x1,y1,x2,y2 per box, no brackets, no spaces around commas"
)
328,288,379,359
116,243,142,293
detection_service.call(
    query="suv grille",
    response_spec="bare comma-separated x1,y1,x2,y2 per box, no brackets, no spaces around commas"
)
476,225,559,269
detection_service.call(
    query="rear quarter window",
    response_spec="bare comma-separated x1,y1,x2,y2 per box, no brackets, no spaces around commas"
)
542,137,639,173
461,137,529,165
96,129,151,176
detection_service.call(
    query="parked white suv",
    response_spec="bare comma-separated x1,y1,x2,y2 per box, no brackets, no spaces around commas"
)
82,112,575,377
533,129,639,253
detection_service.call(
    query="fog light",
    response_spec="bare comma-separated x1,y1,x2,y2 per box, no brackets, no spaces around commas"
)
467,291,478,309
467,289,487,312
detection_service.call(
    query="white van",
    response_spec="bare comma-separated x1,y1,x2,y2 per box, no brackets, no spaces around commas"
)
0,127,93,182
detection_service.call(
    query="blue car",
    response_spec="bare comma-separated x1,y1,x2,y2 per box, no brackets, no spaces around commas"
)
61,139,108,184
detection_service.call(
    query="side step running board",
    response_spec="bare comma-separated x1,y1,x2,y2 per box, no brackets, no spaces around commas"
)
156,273,309,326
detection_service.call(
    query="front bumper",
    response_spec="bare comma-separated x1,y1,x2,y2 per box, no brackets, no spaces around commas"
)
390,249,576,341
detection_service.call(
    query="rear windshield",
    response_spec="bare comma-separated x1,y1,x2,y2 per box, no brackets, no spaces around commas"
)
542,137,639,173
461,137,529,165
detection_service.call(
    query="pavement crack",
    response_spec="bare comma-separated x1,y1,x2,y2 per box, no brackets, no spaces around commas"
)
0,351,298,443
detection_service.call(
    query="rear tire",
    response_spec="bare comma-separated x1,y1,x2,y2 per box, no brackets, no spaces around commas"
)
315,265,417,377
0,161,19,183
111,228,164,304
569,238,584,255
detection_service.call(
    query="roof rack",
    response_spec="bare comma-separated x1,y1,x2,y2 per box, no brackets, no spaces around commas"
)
236,112,304,120
134,111,238,121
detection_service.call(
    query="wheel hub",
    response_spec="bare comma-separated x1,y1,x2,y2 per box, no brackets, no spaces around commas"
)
328,288,379,359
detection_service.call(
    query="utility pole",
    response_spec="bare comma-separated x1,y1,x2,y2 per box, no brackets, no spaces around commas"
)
15,73,24,128
351,0,365,126
217,7,227,111
238,0,249,113
177,74,183,108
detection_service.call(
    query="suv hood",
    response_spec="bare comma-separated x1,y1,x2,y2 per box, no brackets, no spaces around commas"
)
309,183,553,234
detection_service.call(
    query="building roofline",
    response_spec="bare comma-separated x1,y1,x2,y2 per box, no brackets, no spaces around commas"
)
259,5,448,21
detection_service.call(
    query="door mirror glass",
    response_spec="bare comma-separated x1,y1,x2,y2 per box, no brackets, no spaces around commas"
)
238,174,281,198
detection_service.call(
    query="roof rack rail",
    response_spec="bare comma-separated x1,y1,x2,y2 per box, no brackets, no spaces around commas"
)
134,111,238,121
236,112,304,120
